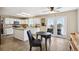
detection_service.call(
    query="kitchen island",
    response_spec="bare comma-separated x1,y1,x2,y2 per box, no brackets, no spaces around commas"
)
14,28,29,41
14,27,40,41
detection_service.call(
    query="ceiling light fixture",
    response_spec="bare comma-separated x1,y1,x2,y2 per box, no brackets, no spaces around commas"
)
17,12,32,17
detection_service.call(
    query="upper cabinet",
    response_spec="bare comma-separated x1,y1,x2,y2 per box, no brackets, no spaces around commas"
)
4,18,22,24
4,18,15,24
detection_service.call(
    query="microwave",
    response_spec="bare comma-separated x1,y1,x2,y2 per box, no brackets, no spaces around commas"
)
14,21,19,25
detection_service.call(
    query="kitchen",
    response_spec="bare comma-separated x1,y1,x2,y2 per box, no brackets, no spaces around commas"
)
0,16,43,42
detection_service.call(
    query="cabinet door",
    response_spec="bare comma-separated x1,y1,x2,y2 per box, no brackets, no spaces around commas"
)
4,28,14,35
5,18,10,24
5,18,14,24
9,19,14,24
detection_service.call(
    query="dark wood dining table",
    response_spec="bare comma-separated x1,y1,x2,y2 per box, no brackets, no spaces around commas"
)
36,31,51,51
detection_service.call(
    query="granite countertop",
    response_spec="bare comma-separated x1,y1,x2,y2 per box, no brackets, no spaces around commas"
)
14,27,27,30
14,27,40,30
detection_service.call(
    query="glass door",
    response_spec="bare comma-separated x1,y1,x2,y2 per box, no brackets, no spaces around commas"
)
56,17,67,37
47,17,55,34
47,16,67,37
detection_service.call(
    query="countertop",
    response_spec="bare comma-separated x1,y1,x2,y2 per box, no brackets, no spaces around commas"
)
14,27,40,30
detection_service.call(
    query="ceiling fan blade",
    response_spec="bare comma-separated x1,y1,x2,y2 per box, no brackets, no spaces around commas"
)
56,7,62,9
54,10,60,12
40,9,49,12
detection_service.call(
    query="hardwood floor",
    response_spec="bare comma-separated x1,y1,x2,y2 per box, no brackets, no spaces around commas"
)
0,36,70,51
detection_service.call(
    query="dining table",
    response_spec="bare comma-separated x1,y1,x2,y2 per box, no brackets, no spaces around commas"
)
36,31,51,51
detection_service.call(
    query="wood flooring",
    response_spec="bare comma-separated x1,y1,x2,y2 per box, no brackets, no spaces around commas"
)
0,36,70,51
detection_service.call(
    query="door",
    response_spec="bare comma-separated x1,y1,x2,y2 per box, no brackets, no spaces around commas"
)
47,16,67,37
56,17,66,36
47,17,55,34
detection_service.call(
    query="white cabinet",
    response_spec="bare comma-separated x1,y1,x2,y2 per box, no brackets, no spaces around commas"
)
4,28,14,35
4,19,9,24
4,18,14,24
14,30,24,40
4,18,22,24
14,29,28,41
4,18,14,35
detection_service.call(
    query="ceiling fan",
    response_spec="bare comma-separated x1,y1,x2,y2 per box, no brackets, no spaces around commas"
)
41,7,62,14
49,7,54,11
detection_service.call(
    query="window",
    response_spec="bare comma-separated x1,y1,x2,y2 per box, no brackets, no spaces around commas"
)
57,17,65,35
57,17,66,35
47,17,54,28
47,17,55,34
28,18,41,27
28,18,34,27
47,16,67,36
33,18,40,24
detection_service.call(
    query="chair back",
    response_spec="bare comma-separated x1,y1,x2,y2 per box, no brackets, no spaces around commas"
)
47,28,53,34
27,30,34,45
27,30,35,44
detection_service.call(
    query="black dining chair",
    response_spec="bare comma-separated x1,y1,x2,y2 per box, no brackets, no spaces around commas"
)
47,28,53,34
27,30,42,51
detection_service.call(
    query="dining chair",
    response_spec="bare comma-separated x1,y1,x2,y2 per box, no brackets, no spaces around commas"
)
47,28,53,34
27,30,42,51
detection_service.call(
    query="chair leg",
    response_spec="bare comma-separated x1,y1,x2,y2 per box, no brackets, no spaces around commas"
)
70,45,71,51
41,36,42,41
45,39,47,51
40,45,42,51
30,46,32,51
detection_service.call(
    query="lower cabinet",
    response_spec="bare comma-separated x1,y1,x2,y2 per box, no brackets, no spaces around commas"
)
14,29,28,41
4,28,14,35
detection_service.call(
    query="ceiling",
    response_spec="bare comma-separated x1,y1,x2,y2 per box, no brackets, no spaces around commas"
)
0,7,78,17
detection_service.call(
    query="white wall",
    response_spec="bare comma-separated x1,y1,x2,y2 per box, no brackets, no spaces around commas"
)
77,9,79,32
37,10,77,38
66,10,77,37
